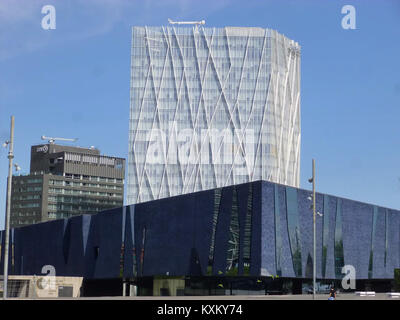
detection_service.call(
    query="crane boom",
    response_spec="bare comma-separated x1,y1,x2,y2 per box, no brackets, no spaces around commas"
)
41,136,78,144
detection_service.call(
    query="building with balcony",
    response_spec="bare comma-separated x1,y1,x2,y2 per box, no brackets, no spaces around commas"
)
10,143,125,227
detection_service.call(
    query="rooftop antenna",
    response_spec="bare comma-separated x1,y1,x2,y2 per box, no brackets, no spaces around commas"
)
168,18,205,33
168,19,205,25
41,136,78,144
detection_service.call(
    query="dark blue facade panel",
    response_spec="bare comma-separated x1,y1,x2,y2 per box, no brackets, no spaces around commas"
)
64,215,86,276
236,182,251,276
372,207,386,278
134,191,214,277
1,180,399,281
342,200,373,279
84,214,99,279
123,205,135,278
297,189,324,279
192,189,214,276
297,189,311,278
88,209,123,279
212,187,233,275
314,193,324,279
15,225,36,275
39,219,66,276
133,200,148,277
261,181,276,276
325,196,338,280
249,181,261,276
386,210,400,278
276,184,295,278
11,220,63,276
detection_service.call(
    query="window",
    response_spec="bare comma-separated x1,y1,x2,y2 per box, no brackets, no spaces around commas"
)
65,153,81,163
50,180,64,186
99,157,115,166
82,155,98,165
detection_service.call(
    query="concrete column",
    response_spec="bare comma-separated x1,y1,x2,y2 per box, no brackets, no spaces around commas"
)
129,284,137,296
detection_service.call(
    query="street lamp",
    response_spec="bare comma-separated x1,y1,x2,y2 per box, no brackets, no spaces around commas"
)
2,116,15,299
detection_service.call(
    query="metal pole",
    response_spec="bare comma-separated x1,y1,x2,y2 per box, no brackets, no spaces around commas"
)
3,116,14,299
312,159,316,300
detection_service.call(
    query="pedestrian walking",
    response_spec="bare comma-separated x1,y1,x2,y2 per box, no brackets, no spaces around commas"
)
328,286,336,300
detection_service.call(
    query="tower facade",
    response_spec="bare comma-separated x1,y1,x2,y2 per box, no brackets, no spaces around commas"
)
127,26,300,204
10,143,125,227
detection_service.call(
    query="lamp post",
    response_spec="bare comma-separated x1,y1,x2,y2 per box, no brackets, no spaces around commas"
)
2,116,15,299
308,159,316,300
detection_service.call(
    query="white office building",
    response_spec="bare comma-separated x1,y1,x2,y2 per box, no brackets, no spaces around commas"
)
127,26,301,204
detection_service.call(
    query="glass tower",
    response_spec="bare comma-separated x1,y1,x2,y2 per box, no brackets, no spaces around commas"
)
127,26,301,204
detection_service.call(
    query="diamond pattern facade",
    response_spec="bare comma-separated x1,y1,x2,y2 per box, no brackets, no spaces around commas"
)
127,26,301,204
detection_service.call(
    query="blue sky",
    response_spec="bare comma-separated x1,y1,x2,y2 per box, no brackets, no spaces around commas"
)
1,0,399,229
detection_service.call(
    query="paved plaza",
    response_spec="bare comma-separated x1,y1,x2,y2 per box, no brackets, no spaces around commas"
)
7,293,399,300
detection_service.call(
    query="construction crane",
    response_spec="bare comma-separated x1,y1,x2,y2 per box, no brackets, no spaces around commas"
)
168,18,205,25
41,136,78,144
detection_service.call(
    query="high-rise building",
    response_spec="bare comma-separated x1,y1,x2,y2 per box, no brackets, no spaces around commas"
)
10,143,125,228
127,26,300,204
